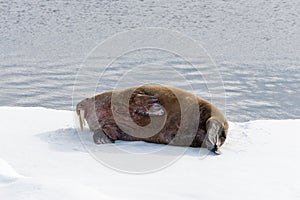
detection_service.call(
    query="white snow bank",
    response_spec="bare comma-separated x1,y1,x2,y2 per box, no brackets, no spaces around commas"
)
0,158,23,185
0,107,299,200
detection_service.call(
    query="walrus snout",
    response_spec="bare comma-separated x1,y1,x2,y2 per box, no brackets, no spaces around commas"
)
76,98,89,113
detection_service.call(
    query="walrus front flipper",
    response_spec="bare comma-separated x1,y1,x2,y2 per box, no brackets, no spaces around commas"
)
93,130,115,144
133,95,165,117
205,119,225,155
135,103,165,117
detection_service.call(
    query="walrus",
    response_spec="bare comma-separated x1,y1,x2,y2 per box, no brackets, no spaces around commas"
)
76,85,229,154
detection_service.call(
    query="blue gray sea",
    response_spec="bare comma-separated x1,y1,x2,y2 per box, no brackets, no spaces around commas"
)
0,0,299,122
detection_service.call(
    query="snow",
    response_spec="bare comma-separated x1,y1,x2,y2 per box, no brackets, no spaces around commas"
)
0,107,299,199
0,158,23,185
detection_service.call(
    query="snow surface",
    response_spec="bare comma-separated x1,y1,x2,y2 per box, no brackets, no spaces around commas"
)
0,107,299,200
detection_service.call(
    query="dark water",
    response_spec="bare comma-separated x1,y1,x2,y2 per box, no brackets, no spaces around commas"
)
0,0,299,122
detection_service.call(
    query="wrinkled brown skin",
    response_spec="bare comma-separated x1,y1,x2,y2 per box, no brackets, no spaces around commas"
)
76,85,229,148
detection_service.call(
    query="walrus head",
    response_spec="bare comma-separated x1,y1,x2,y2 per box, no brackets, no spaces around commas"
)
205,118,228,155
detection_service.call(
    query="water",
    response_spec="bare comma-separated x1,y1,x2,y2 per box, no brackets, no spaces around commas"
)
0,0,299,122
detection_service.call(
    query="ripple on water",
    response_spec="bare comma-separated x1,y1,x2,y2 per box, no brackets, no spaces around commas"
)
0,0,299,121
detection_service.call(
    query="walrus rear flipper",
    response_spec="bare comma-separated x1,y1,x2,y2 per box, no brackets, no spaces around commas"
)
205,119,224,155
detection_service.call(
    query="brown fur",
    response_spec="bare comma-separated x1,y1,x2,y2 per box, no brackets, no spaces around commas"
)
76,85,228,148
